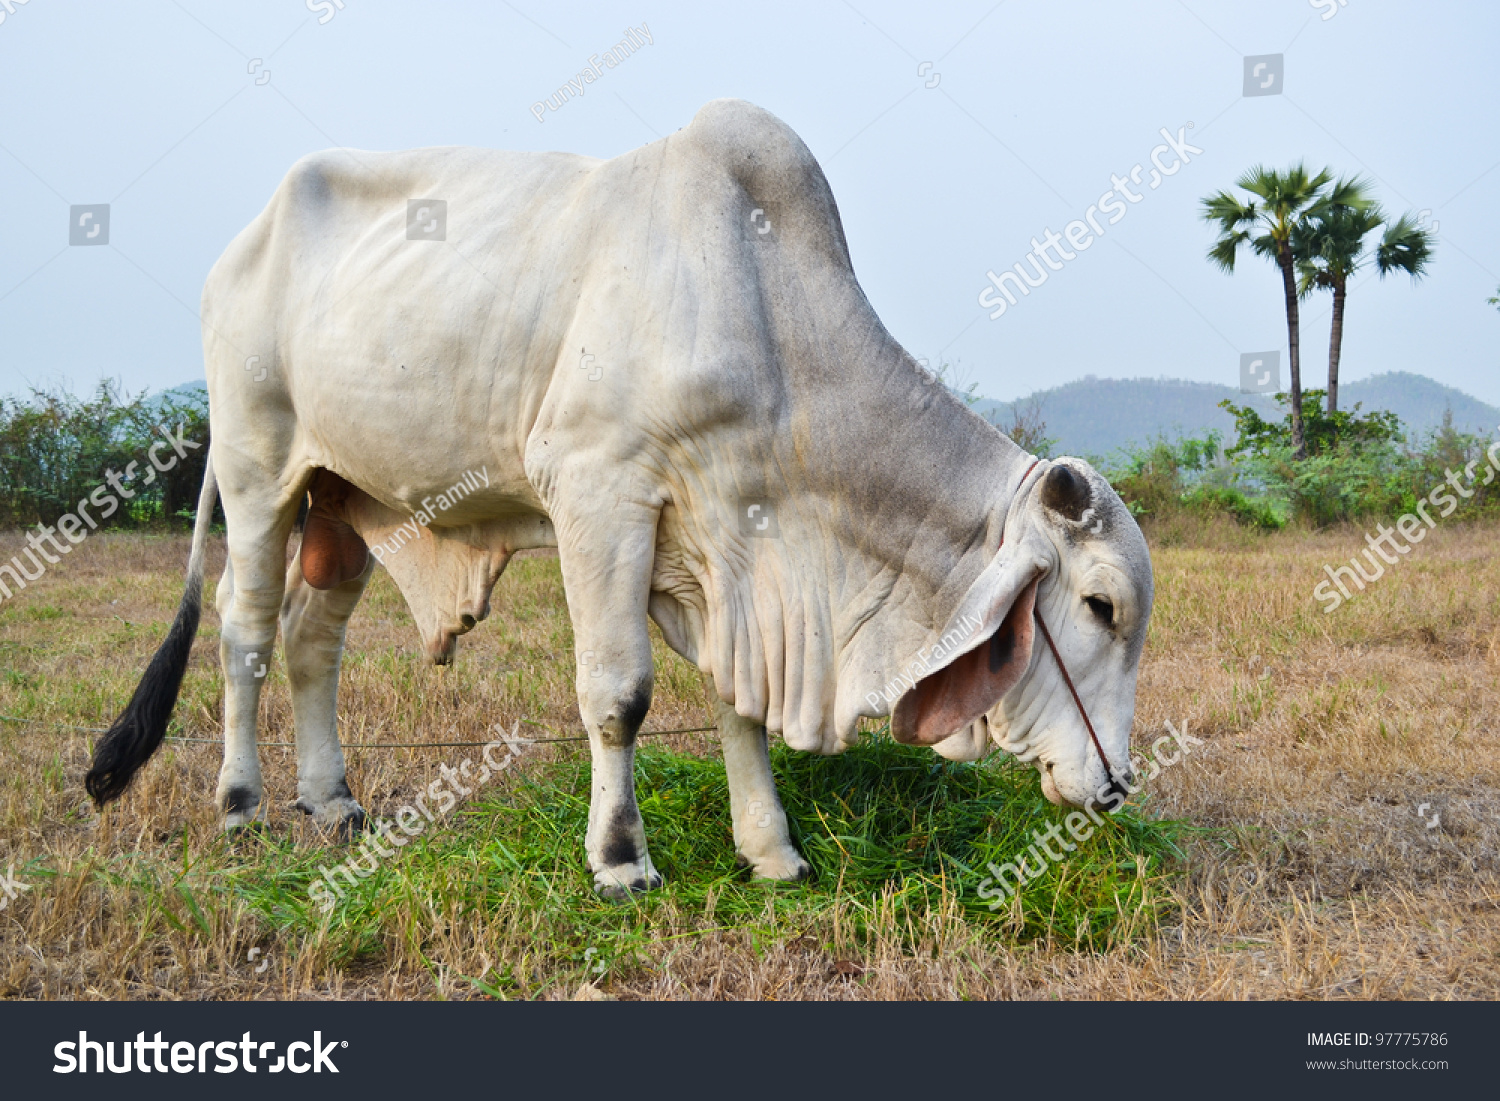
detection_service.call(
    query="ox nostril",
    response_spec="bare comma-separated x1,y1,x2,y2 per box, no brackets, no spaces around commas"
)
460,614,476,630
1106,772,1134,801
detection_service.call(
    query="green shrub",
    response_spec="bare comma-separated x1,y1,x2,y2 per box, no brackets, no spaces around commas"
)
1107,431,1225,517
0,382,208,530
1218,394,1499,527
1106,391,1499,531
1179,485,1283,529
1220,389,1403,460
1102,430,1278,529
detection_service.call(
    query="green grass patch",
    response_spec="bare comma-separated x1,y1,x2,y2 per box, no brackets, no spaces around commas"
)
71,735,1194,996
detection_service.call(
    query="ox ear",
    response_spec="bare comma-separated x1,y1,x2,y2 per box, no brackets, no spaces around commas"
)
891,547,1046,747
1039,462,1091,521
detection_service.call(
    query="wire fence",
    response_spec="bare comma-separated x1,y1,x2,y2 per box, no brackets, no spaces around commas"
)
0,713,717,748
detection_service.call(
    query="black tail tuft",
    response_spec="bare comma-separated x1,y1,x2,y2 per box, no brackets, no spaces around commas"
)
85,576,202,806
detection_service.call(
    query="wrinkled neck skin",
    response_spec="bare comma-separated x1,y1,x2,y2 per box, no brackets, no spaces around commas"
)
630,111,1039,754
649,296,1036,755
818,367,1039,746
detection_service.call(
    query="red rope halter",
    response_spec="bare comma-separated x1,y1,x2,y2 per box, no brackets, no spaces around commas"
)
1012,458,1120,784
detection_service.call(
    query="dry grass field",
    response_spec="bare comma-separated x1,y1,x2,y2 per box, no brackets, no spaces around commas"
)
1,517,1497,1000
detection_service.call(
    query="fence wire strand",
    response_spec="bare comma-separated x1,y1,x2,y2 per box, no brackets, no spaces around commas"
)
0,713,717,748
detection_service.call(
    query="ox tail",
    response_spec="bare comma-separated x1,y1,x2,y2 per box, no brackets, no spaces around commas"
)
85,455,218,806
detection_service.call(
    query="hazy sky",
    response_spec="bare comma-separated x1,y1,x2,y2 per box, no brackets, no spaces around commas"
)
2,0,1496,407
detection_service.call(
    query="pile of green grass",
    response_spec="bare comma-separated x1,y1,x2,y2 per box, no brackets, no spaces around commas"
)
200,732,1190,993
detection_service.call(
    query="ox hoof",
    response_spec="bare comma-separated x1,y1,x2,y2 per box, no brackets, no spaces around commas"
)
224,820,271,848
294,792,368,841
592,860,663,901
740,847,813,883
219,785,264,832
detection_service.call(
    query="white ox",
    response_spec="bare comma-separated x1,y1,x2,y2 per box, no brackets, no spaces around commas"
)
86,99,1153,897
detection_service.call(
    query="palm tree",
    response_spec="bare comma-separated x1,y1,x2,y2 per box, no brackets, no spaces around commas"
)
1293,198,1435,414
1201,165,1366,457
1291,193,1380,414
1289,178,1378,415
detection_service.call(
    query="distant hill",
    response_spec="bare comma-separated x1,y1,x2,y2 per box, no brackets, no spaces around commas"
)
973,372,1500,458
147,380,208,413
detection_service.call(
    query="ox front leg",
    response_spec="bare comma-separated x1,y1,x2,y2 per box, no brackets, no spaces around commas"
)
280,551,372,838
717,700,811,882
583,706,659,900
551,491,661,899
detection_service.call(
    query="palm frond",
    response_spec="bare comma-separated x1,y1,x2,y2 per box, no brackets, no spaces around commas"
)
1206,229,1249,272
1248,232,1282,264
1290,201,1384,284
1294,257,1323,299
1200,190,1256,230
1375,214,1436,279
1313,174,1378,215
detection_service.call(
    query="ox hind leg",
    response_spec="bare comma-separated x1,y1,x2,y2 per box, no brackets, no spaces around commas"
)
279,548,373,836
549,488,661,899
717,700,811,882
215,468,371,831
213,500,300,829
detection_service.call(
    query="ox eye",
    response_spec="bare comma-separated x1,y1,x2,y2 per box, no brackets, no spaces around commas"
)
1084,595,1114,627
